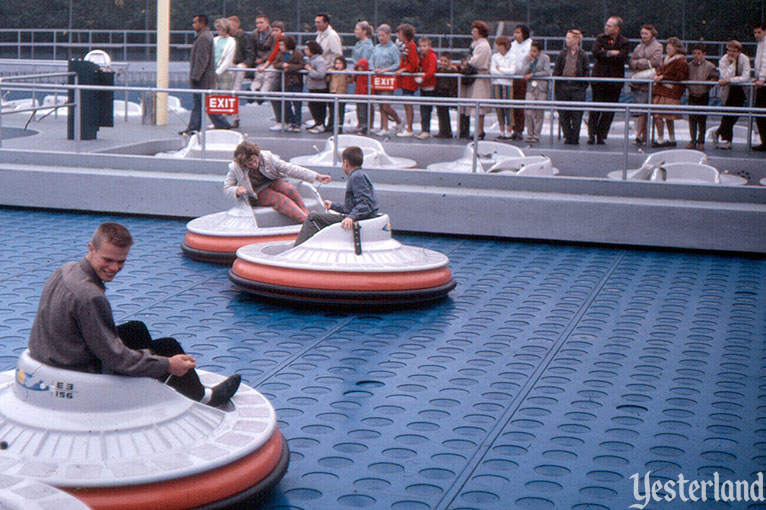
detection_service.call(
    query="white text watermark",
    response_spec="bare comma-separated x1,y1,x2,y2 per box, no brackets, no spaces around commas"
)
630,471,765,509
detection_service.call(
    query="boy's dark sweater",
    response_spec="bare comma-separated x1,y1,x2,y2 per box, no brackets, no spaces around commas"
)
435,67,458,97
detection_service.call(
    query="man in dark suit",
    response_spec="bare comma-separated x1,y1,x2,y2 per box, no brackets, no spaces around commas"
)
181,14,232,135
587,16,630,144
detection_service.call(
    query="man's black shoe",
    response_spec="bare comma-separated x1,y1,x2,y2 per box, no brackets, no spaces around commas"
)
752,144,766,152
178,129,197,136
207,374,242,407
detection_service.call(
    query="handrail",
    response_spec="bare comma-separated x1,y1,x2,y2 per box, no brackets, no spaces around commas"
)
0,71,76,82
230,66,762,89
0,28,759,62
1,78,764,176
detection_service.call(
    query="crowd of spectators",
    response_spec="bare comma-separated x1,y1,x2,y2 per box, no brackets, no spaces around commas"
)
182,12,766,152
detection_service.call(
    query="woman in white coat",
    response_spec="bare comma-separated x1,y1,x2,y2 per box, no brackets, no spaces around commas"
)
459,20,492,139
224,142,331,223
213,18,237,91
508,25,532,140
490,35,516,140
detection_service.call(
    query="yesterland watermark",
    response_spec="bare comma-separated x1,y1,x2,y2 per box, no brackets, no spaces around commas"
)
630,471,765,509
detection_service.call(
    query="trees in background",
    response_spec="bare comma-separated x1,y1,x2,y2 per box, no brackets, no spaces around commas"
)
0,0,763,45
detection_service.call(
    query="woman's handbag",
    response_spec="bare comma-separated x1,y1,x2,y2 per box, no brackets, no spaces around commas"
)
460,63,478,87
632,67,656,80
629,67,655,88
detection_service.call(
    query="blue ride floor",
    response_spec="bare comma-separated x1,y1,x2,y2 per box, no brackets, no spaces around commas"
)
0,207,764,510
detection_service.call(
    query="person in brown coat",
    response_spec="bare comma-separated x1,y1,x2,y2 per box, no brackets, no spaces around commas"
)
181,14,232,134
628,24,662,145
651,37,688,147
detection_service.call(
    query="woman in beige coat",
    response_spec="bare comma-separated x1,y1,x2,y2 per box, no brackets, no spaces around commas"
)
628,24,662,144
459,20,492,139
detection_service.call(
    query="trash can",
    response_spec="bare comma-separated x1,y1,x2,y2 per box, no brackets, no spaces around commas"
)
141,91,155,125
67,59,115,140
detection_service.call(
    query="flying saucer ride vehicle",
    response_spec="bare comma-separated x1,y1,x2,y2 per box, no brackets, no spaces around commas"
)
181,182,325,264
228,214,456,305
0,351,289,510
289,135,417,169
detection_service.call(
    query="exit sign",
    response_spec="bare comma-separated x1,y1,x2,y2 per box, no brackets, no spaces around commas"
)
206,95,238,115
372,75,396,91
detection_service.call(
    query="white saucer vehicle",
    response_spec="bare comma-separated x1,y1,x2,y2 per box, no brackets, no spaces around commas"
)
289,135,417,169
228,214,456,305
0,351,289,510
486,155,560,176
706,124,760,146
0,97,39,113
159,129,245,160
36,95,143,119
427,141,555,173
181,182,325,264
34,93,187,120
607,149,747,185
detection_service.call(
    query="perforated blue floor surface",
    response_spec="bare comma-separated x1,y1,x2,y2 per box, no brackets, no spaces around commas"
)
1,207,764,510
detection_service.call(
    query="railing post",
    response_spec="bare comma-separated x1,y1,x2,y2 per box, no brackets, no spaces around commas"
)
74,78,81,153
124,63,129,121
471,99,480,173
550,78,556,143
622,106,631,180
646,79,654,148
200,90,206,160
372,71,378,133
747,83,755,150
280,70,286,132
332,95,339,168
366,78,372,133
0,85,4,150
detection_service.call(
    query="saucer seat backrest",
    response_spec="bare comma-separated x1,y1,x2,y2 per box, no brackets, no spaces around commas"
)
473,141,525,160
11,350,179,415
654,163,721,183
299,214,397,251
642,149,706,167
706,125,759,144
189,130,245,150
487,156,555,176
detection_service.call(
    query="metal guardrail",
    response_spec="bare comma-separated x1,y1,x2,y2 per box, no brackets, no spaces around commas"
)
242,67,761,156
0,28,758,62
0,59,133,120
0,73,81,151
1,74,764,176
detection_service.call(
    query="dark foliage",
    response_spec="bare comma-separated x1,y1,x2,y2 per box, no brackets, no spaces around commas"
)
1,0,763,44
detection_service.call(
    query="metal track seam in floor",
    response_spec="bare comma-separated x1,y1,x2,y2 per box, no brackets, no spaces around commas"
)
434,250,628,510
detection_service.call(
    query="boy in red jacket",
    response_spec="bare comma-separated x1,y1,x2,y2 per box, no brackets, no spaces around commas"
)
354,58,370,134
415,37,438,139
394,23,419,136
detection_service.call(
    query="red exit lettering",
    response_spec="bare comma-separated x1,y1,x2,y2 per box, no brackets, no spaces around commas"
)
206,95,238,114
